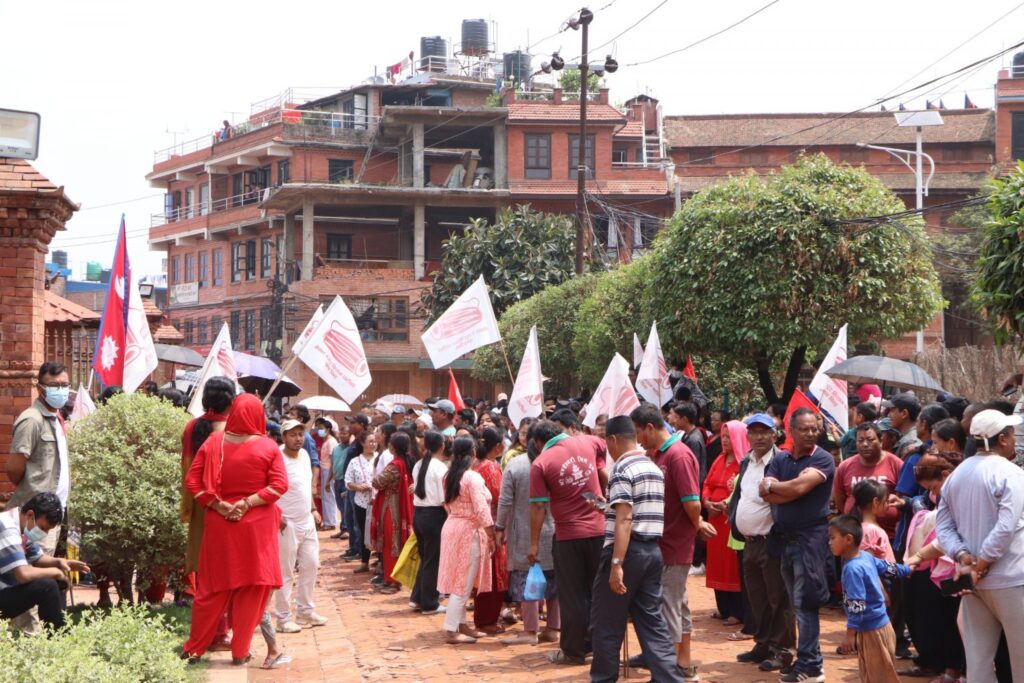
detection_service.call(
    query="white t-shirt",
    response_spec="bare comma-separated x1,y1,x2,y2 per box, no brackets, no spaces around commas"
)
277,446,314,528
411,457,448,507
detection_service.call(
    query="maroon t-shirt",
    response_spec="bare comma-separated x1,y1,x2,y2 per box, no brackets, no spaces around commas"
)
833,452,903,537
530,434,607,541
654,432,701,565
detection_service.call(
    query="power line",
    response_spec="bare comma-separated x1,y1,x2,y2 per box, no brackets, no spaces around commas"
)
626,0,782,67
570,0,670,61
77,194,164,211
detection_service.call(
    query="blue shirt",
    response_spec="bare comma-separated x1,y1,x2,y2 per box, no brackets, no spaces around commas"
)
304,432,320,469
765,446,836,533
0,508,43,592
841,551,910,632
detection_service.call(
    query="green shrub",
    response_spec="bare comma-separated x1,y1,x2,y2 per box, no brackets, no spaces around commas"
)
0,606,191,682
68,393,189,594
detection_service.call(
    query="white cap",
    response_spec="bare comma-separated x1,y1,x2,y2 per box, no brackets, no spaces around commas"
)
970,409,1022,448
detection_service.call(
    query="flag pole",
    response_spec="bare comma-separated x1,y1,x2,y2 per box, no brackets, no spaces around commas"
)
261,354,300,407
498,339,516,385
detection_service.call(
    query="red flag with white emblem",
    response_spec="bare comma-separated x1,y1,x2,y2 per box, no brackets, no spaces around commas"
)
92,217,129,387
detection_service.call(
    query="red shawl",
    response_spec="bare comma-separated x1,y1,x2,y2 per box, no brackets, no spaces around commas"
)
201,394,266,499
180,410,229,523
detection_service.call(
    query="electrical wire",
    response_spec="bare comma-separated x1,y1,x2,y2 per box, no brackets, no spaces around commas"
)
569,0,670,61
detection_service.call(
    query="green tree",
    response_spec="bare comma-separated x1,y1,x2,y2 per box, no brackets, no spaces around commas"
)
558,68,602,95
649,154,943,404
973,163,1024,345
473,274,599,395
421,206,579,323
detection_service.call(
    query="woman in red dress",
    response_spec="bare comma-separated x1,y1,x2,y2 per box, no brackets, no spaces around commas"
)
471,427,509,634
702,419,749,627
371,431,414,594
183,394,288,665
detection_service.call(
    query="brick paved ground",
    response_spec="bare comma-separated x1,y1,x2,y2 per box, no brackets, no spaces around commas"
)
76,531,914,682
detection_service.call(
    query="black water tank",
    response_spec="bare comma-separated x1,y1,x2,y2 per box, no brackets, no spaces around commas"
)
1014,51,1024,78
52,250,68,268
420,36,447,61
461,19,489,55
503,51,531,84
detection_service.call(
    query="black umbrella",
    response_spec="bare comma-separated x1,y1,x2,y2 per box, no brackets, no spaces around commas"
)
825,355,944,393
238,375,302,398
154,343,205,367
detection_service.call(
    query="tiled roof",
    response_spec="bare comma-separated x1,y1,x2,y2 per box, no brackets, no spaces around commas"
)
675,170,992,194
0,159,60,191
142,296,163,319
510,179,669,195
153,323,184,343
44,290,100,324
506,102,625,123
614,120,645,138
664,109,994,148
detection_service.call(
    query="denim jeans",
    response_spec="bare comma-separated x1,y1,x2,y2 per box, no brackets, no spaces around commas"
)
780,542,823,673
333,480,347,531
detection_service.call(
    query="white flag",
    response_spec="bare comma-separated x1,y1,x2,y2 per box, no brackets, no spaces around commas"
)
584,353,640,429
636,321,673,407
508,326,544,429
297,296,372,404
188,323,238,418
422,275,501,369
808,323,849,431
291,304,325,356
121,269,159,394
633,333,644,370
69,384,95,425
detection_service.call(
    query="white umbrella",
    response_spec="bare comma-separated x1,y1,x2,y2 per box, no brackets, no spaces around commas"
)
298,395,351,412
375,393,425,407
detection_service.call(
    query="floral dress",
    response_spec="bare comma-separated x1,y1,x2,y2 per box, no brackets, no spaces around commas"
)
437,469,494,595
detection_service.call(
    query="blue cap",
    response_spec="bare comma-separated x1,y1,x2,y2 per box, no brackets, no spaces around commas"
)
744,413,775,430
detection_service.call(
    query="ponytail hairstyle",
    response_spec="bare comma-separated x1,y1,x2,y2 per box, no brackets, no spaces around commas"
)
397,422,421,463
415,431,445,501
444,436,477,504
378,422,397,451
191,377,236,453
477,427,502,460
390,432,414,476
851,479,888,519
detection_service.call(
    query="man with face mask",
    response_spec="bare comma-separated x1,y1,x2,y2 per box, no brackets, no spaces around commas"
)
0,492,88,631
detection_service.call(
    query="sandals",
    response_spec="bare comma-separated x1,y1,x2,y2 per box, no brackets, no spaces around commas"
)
722,617,742,626
261,652,293,670
727,630,753,641
836,644,858,656
710,612,725,620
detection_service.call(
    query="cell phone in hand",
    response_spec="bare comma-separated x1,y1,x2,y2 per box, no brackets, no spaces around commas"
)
940,574,974,597
582,492,608,512
1002,385,1019,397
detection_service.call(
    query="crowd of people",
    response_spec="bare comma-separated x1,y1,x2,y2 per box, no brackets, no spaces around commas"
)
2,359,1024,683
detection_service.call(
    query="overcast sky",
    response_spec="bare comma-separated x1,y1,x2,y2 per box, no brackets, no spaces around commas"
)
5,0,1022,277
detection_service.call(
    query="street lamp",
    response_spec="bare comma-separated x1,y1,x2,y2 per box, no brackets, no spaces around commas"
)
857,109,943,353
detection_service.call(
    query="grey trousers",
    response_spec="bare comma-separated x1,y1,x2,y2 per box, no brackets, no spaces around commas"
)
959,586,1024,683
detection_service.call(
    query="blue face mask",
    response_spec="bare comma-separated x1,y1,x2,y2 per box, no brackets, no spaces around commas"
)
316,429,327,438
43,386,70,411
24,520,47,544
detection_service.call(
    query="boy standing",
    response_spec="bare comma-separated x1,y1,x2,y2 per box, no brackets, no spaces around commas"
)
827,515,911,683
275,419,327,633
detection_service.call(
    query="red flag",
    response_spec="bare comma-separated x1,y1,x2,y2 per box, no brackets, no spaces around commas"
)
781,388,821,451
92,218,129,387
448,369,466,411
683,356,697,381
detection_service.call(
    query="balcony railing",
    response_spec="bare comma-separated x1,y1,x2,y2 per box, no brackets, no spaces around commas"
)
152,187,270,227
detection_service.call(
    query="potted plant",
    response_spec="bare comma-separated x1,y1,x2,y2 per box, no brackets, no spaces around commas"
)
69,393,189,604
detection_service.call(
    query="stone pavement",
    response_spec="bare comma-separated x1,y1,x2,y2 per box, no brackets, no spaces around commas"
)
237,531,913,683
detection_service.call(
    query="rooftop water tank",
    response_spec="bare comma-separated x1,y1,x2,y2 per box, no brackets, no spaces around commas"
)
52,250,68,268
86,260,102,282
503,51,531,85
1013,51,1024,78
420,36,448,72
461,19,489,56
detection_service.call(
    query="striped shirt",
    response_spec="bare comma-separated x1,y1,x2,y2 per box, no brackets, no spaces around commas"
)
0,507,43,591
604,450,665,547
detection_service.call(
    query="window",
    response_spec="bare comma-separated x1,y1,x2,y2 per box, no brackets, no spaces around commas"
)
231,242,243,283
568,134,596,179
245,239,257,278
1013,112,1024,161
212,249,224,286
739,150,769,165
524,134,551,179
839,148,869,165
229,311,241,349
185,188,195,219
326,234,353,262
350,296,409,341
593,215,618,256
171,256,181,285
261,239,272,278
231,173,243,206
328,159,354,183
199,184,209,216
612,145,629,164
198,251,209,287
210,315,222,339
197,318,208,345
183,320,194,345
277,160,290,186
184,253,195,282
244,310,256,351
259,306,274,354
633,217,661,250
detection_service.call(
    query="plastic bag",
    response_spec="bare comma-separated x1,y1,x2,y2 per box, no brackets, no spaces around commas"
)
390,533,420,589
523,562,547,601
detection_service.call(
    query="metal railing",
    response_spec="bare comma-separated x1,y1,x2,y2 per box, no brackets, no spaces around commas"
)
317,257,414,270
515,90,602,102
151,187,272,227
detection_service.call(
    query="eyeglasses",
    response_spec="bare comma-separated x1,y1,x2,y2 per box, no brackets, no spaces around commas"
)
40,382,71,390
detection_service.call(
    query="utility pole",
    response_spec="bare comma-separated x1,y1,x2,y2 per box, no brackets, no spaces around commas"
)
574,8,593,275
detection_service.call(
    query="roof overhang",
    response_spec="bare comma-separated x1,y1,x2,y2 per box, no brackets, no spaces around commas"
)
261,183,509,214
205,142,292,174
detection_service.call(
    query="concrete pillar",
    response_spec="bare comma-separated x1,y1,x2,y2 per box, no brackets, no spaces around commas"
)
412,123,425,188
493,124,507,189
301,199,314,281
282,212,295,282
414,202,425,280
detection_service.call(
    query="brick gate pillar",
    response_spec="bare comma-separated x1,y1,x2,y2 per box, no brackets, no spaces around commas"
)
0,159,77,501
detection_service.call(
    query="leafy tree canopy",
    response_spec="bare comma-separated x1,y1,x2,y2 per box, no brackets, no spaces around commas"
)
421,206,578,323
558,68,602,94
648,154,943,403
473,274,599,395
972,163,1024,346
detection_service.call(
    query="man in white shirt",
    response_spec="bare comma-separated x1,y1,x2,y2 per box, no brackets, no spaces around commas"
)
730,413,795,673
275,420,327,633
